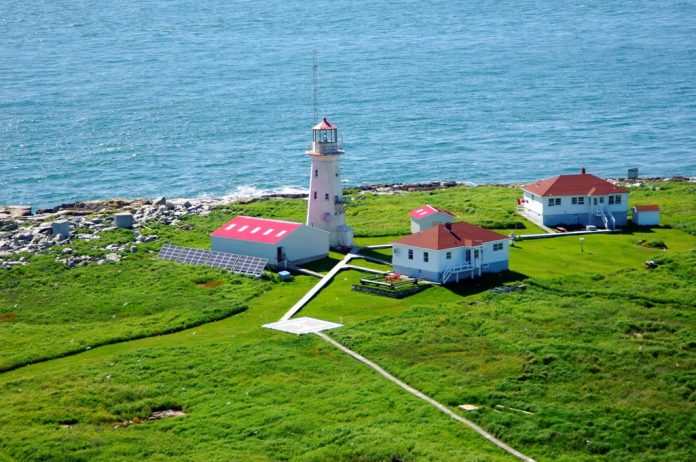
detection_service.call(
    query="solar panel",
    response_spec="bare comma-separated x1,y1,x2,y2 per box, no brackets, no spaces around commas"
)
158,244,185,262
156,244,267,277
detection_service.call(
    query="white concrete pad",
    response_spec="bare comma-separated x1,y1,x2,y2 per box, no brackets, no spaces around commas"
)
263,317,342,335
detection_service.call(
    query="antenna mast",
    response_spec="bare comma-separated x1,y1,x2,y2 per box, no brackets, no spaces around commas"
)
312,50,318,124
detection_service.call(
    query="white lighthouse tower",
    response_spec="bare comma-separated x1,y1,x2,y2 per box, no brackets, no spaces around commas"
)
306,117,353,248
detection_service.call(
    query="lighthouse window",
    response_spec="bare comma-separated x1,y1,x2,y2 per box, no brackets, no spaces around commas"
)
314,170,318,177
313,192,317,200
325,193,329,200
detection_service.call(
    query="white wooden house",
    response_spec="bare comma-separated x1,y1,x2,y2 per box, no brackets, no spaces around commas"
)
521,168,629,229
632,205,661,226
392,222,509,284
211,216,329,268
409,205,455,233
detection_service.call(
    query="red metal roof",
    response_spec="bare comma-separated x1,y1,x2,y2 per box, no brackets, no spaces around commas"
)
393,222,507,250
633,205,661,212
312,117,337,130
211,216,302,244
522,173,629,197
408,204,455,220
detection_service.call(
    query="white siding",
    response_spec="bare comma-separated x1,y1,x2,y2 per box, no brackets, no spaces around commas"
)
633,210,660,226
211,225,329,266
410,212,454,233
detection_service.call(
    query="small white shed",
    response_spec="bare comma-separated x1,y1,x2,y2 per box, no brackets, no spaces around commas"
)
409,205,455,233
632,205,661,227
211,216,329,268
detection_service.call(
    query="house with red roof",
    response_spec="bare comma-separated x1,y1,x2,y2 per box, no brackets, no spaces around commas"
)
521,168,629,229
632,205,661,226
409,205,455,233
211,216,329,268
392,221,509,283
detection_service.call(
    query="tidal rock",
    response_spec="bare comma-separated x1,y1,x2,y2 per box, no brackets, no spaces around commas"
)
152,197,167,207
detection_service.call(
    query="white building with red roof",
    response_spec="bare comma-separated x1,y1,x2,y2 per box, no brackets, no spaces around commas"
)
409,204,455,233
632,205,661,227
392,222,509,283
521,168,629,229
211,216,329,268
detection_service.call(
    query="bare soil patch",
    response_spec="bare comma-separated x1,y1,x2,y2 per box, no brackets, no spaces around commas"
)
113,409,186,429
0,313,17,322
197,280,224,288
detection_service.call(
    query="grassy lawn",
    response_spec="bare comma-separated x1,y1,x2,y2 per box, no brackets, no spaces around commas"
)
0,180,693,461
0,280,515,462
329,250,696,462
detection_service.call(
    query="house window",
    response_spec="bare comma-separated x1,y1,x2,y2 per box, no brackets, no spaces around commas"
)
493,243,503,251
615,195,622,204
548,198,561,206
325,193,329,200
474,249,479,258
599,197,604,204
578,197,585,205
572,197,577,205
572,197,584,205
313,192,317,200
609,196,615,205
423,252,429,263
446,251,452,260
408,249,413,260
314,169,318,177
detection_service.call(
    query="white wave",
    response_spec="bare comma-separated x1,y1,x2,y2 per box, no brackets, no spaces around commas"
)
219,185,308,202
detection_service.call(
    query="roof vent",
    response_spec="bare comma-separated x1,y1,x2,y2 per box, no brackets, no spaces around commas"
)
580,167,586,174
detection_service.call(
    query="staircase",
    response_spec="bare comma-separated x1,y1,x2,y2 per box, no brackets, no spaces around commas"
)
594,208,616,230
442,263,473,284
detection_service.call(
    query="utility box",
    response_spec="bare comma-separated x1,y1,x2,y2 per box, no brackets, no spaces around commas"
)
627,168,639,179
52,220,70,238
114,213,134,229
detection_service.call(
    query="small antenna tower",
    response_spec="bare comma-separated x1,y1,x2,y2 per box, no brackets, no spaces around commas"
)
312,50,318,124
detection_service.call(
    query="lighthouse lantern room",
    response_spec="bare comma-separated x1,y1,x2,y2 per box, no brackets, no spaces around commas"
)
306,117,353,248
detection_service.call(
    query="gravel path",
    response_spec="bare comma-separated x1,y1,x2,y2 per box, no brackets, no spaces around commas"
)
315,331,537,462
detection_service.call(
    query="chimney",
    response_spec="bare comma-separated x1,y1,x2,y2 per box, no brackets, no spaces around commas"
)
580,167,586,174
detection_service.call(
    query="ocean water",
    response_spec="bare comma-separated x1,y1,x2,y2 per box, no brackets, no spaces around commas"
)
1,0,695,209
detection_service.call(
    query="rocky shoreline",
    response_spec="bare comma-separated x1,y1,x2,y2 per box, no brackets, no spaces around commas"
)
1,177,692,269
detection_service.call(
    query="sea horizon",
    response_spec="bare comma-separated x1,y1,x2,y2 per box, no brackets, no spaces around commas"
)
3,0,695,209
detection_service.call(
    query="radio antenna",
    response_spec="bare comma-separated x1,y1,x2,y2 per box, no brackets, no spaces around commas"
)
312,50,318,124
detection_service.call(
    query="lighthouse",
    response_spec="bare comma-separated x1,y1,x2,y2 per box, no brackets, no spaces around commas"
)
306,117,353,248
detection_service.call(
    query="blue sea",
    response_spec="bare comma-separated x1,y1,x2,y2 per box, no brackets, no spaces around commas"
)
2,0,695,209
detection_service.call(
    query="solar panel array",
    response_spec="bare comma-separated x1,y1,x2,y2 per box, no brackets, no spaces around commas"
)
157,244,267,277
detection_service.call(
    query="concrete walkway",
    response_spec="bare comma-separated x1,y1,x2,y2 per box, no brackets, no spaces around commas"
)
516,210,555,234
352,253,391,266
279,253,355,321
365,244,392,249
316,332,537,462
518,229,618,240
343,264,388,275
286,265,324,278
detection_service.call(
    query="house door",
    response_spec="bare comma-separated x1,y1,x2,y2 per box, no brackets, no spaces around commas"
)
276,247,284,263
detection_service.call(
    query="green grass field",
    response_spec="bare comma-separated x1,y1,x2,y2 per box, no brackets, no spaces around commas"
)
0,181,694,461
